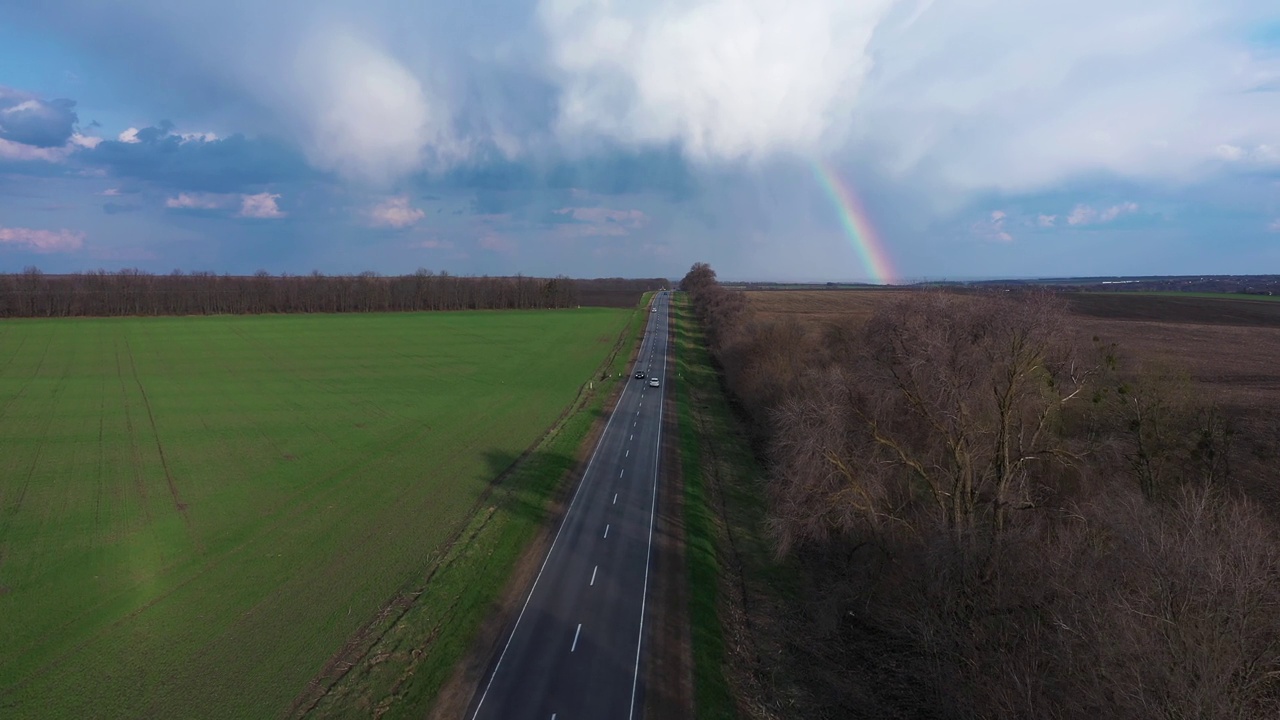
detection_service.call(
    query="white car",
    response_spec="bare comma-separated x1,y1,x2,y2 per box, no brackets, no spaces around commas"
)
648,377,660,387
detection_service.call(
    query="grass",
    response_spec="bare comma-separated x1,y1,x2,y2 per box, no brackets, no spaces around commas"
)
672,296,735,719
0,308,631,719
673,293,801,718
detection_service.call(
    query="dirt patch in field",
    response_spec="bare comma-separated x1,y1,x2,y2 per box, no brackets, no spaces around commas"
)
747,289,902,327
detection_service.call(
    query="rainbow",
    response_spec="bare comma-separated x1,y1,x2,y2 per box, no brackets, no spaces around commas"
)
810,160,898,285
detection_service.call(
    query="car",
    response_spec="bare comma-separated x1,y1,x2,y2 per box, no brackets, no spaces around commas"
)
652,307,657,312
634,371,646,380
648,377,659,387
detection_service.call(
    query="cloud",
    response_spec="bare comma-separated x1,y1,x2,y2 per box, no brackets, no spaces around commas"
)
238,192,284,218
87,127,311,192
412,239,454,250
166,192,232,209
288,29,463,184
1037,214,1057,227
539,0,1280,194
972,209,1013,243
0,137,71,162
0,87,78,147
1067,202,1139,226
370,196,426,228
540,0,892,161
0,226,85,252
552,206,649,237
117,127,140,143
1269,218,1280,232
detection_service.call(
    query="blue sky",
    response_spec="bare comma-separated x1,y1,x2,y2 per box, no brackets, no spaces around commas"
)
1,0,1279,282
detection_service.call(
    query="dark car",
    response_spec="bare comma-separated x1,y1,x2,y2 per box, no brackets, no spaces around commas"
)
634,370,646,379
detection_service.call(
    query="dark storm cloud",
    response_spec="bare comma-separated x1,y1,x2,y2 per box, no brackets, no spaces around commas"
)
0,87,79,148
85,126,316,193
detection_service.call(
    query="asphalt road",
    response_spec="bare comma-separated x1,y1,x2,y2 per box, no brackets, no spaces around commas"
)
467,291,671,720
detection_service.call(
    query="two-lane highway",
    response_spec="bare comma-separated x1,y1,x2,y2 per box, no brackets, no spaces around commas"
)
467,291,672,720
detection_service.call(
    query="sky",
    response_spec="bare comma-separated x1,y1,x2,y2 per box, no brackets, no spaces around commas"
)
1,1,1279,282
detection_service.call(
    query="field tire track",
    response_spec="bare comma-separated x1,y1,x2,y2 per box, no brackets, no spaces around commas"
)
122,336,197,543
1,329,62,528
115,342,152,523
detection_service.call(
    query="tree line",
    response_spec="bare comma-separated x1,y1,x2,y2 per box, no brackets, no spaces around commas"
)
680,262,1279,719
0,267,580,317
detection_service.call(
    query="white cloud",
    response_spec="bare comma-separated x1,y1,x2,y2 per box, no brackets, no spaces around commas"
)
370,196,425,228
1099,201,1140,222
1269,218,1280,233
99,188,121,196
166,192,231,209
69,133,101,149
1067,202,1139,226
238,192,285,218
117,127,140,143
0,226,85,253
0,137,69,162
538,0,1280,194
1215,144,1244,161
413,239,453,250
1037,214,1057,227
287,28,460,184
972,209,1013,243
541,0,895,161
553,206,650,237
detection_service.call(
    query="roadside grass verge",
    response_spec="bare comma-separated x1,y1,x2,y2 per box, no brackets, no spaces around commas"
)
304,299,652,718
673,293,801,719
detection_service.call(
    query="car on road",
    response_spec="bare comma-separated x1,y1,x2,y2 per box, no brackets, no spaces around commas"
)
634,371,646,380
648,377,659,387
652,307,657,312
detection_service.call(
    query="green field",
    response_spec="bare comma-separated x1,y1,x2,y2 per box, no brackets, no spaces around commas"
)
1091,290,1280,301
0,309,629,718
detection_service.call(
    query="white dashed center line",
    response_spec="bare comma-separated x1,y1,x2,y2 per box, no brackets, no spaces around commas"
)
604,524,610,539
590,566,597,586
613,493,618,505
571,623,582,652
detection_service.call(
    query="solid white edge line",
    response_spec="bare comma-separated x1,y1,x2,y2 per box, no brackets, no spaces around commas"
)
469,322,642,720
629,302,667,720
571,623,582,652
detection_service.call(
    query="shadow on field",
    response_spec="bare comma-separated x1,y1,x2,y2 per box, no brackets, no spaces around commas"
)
480,447,578,529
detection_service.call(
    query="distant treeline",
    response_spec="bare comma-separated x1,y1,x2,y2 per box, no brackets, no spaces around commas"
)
0,268,581,317
575,277,671,308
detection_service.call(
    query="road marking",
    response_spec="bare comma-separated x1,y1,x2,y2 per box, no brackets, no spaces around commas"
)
630,434,633,441
590,565,597,586
626,449,629,457
613,492,618,504
619,468,624,478
469,355,638,720
572,623,582,652
629,301,668,720
604,523,610,538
